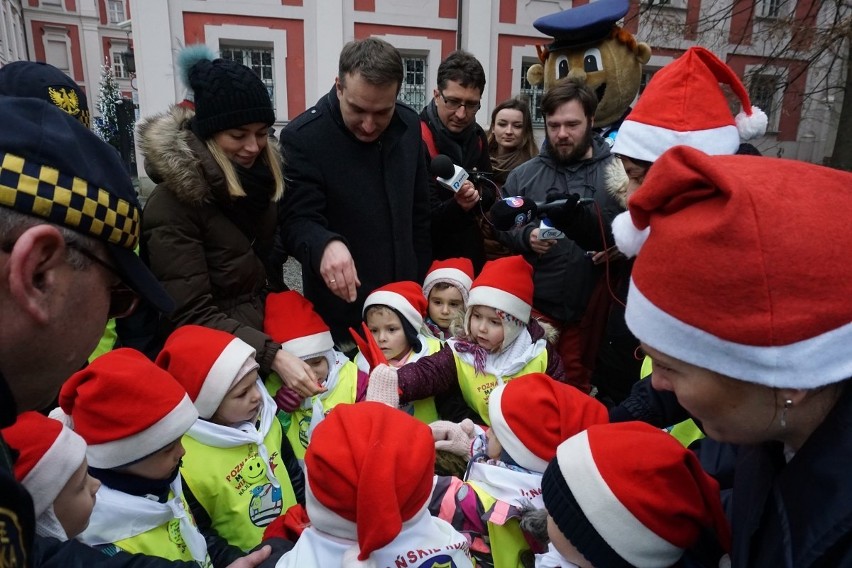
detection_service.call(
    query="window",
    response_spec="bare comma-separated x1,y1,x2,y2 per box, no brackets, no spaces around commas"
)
108,0,125,24
398,55,428,110
220,46,275,109
639,68,659,95
758,0,783,18
748,73,781,131
520,60,545,126
112,48,127,78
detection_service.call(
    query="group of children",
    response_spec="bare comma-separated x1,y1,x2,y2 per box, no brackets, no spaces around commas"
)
4,254,732,567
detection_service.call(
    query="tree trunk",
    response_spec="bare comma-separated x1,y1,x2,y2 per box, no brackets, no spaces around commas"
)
828,38,852,171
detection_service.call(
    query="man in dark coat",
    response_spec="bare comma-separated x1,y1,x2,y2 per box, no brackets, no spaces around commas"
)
420,49,491,273
279,38,432,344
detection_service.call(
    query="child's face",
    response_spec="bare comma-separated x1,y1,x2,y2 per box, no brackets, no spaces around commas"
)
546,515,594,568
428,286,464,329
485,427,503,460
213,370,262,425
122,438,185,480
468,306,504,353
366,308,410,362
305,356,330,385
53,458,100,538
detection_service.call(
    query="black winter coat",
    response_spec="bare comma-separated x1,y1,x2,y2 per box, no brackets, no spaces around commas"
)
279,86,431,343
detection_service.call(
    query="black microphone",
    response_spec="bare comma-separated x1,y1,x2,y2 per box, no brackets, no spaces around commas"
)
430,155,469,192
488,196,595,231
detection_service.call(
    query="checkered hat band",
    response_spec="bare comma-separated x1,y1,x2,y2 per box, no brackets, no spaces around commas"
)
0,150,139,249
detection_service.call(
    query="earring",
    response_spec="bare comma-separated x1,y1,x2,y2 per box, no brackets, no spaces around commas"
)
780,399,793,428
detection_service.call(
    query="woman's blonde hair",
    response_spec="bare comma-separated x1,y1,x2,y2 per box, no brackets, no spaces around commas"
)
205,137,284,201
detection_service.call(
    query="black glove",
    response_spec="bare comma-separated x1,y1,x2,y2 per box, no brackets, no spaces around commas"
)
543,192,582,232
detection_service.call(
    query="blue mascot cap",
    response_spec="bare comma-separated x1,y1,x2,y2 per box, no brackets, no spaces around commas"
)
534,0,630,50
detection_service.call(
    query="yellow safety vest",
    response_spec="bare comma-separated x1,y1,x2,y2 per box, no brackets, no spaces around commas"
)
402,336,442,424
285,361,358,460
455,351,549,425
639,357,705,448
111,492,213,567
465,482,530,568
180,425,298,551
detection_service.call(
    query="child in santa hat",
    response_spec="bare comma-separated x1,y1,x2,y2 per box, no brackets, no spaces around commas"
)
421,257,475,340
262,291,359,466
428,373,609,568
48,348,231,565
276,402,473,567
356,280,444,423
2,412,98,542
366,255,567,424
155,325,303,552
540,421,731,568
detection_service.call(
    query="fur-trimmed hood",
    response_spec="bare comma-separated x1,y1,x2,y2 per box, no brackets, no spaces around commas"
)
138,105,219,206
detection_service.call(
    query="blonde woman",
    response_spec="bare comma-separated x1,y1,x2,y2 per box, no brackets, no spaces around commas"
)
139,46,322,398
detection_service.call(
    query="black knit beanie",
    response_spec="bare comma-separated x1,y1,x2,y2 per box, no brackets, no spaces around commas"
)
187,58,274,139
541,457,634,568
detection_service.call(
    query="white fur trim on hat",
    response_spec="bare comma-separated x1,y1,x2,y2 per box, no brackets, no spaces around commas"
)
625,283,852,389
423,268,473,303
195,338,257,419
467,285,531,324
23,426,87,517
612,211,650,259
282,331,334,360
85,395,199,469
363,290,423,331
612,120,740,164
305,472,357,540
488,384,547,472
558,431,682,567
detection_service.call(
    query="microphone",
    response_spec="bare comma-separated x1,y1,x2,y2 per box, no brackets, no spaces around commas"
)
489,196,595,231
430,155,469,193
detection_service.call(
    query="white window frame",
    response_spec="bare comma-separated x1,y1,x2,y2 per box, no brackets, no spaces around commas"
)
107,0,125,24
42,26,72,75
640,0,688,10
110,42,128,79
746,64,786,133
398,53,429,110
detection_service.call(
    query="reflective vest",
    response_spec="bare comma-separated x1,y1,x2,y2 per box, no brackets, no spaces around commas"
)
285,361,358,461
640,356,705,448
111,492,213,567
402,336,442,424
464,481,530,568
455,351,549,425
180,426,297,551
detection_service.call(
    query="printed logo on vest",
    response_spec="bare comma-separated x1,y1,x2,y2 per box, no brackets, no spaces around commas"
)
0,507,26,567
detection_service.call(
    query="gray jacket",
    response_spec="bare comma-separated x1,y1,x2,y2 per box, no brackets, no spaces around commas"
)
499,136,621,322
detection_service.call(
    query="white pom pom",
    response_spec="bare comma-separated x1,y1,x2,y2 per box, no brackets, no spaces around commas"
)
47,407,74,429
342,546,377,568
735,106,768,140
612,211,650,258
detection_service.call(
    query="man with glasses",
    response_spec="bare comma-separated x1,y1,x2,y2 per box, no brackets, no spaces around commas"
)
420,50,491,273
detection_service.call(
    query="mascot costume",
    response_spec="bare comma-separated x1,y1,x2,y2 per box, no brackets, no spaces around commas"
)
526,0,651,144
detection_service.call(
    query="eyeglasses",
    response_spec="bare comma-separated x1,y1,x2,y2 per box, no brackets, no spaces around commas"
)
63,241,140,319
439,91,481,113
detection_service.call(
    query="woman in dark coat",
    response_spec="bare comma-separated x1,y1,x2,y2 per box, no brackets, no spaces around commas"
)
139,46,320,397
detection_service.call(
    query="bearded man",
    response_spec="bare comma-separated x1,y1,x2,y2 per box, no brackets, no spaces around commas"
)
498,78,622,392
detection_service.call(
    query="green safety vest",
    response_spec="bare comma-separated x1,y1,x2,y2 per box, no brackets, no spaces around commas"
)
403,336,443,424
111,492,213,566
180,426,298,551
465,481,530,568
455,351,549,425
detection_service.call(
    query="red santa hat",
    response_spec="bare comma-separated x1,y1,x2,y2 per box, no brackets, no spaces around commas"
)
422,257,475,304
612,46,767,164
488,374,609,472
615,146,852,388
362,281,427,331
2,411,87,517
304,402,435,563
264,291,334,360
542,422,731,568
155,325,258,419
466,255,533,324
55,348,198,469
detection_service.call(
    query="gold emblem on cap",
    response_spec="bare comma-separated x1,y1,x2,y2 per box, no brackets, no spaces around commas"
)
48,86,81,117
